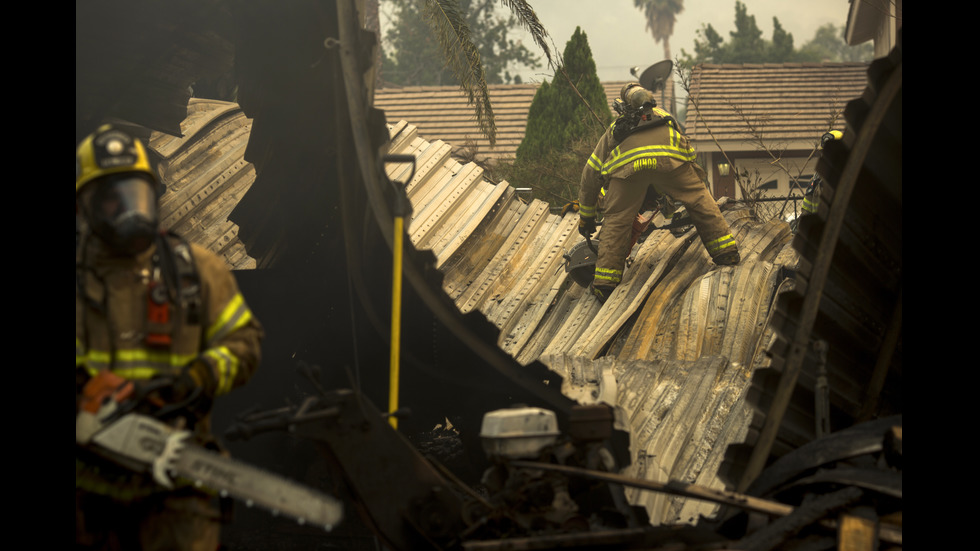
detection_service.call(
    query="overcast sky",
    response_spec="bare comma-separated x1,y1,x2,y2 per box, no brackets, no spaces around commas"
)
381,0,854,83
511,0,853,82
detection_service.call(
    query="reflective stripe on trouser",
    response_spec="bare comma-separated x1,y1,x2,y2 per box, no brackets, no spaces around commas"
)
595,163,738,282
650,163,737,259
594,266,624,285
802,178,821,215
802,195,818,214
705,233,737,256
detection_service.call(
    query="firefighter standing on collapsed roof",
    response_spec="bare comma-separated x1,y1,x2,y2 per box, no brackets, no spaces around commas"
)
75,124,264,550
800,130,843,218
577,82,740,303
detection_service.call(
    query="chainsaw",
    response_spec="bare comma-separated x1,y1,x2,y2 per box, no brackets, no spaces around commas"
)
76,371,343,531
559,210,694,287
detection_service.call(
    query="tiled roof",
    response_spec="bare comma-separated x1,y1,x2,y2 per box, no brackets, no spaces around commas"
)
374,82,629,164
683,63,869,151
376,66,869,163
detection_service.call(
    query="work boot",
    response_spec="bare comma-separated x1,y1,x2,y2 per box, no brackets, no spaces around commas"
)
590,283,616,304
713,250,740,266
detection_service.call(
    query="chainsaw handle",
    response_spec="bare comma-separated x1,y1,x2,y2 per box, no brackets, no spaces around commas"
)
585,235,598,254
82,371,204,427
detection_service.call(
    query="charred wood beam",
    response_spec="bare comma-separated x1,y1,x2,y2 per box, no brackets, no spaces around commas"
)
740,59,903,493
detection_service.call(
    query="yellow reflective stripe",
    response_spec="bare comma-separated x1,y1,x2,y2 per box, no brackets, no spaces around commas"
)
80,348,198,378
203,346,239,395
706,234,737,253
802,197,818,213
579,204,596,217
601,144,696,175
669,124,680,149
594,267,623,284
650,108,682,148
108,367,159,379
206,293,254,345
587,153,602,172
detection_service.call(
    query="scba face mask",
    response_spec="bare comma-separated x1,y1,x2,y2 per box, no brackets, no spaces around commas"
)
82,174,159,256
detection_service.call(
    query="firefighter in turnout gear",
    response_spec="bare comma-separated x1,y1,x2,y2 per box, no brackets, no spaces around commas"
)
800,130,843,218
75,125,264,550
578,83,739,303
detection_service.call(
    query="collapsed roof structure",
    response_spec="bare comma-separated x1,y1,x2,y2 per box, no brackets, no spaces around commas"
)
76,1,902,548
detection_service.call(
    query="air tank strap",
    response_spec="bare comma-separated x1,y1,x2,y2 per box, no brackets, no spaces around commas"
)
612,112,676,143
145,232,202,348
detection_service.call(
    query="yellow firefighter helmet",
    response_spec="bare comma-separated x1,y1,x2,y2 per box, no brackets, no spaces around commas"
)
820,130,843,149
76,124,156,194
75,125,160,255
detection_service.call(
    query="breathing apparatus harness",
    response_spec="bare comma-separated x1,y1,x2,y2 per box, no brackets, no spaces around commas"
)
76,230,203,367
603,88,686,236
146,231,203,345
611,96,679,145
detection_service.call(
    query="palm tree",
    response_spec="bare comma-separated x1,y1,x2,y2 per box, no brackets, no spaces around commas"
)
634,0,683,114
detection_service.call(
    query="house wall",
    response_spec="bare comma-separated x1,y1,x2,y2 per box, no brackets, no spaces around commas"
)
846,0,901,58
705,152,734,200
874,1,901,59
729,155,816,199
702,150,819,221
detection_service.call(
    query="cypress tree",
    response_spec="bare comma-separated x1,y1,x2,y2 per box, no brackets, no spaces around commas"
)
516,27,610,163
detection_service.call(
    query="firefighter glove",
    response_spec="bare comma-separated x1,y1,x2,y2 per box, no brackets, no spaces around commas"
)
561,201,580,216
160,361,214,406
578,215,596,239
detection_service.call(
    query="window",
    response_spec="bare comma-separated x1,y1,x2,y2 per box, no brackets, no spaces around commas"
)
790,175,813,194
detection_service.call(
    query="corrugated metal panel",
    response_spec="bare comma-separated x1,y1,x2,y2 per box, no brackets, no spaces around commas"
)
153,104,801,525
386,119,800,525
151,98,257,270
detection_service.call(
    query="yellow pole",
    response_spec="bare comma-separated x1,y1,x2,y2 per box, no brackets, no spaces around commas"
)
383,153,414,431
389,215,403,429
